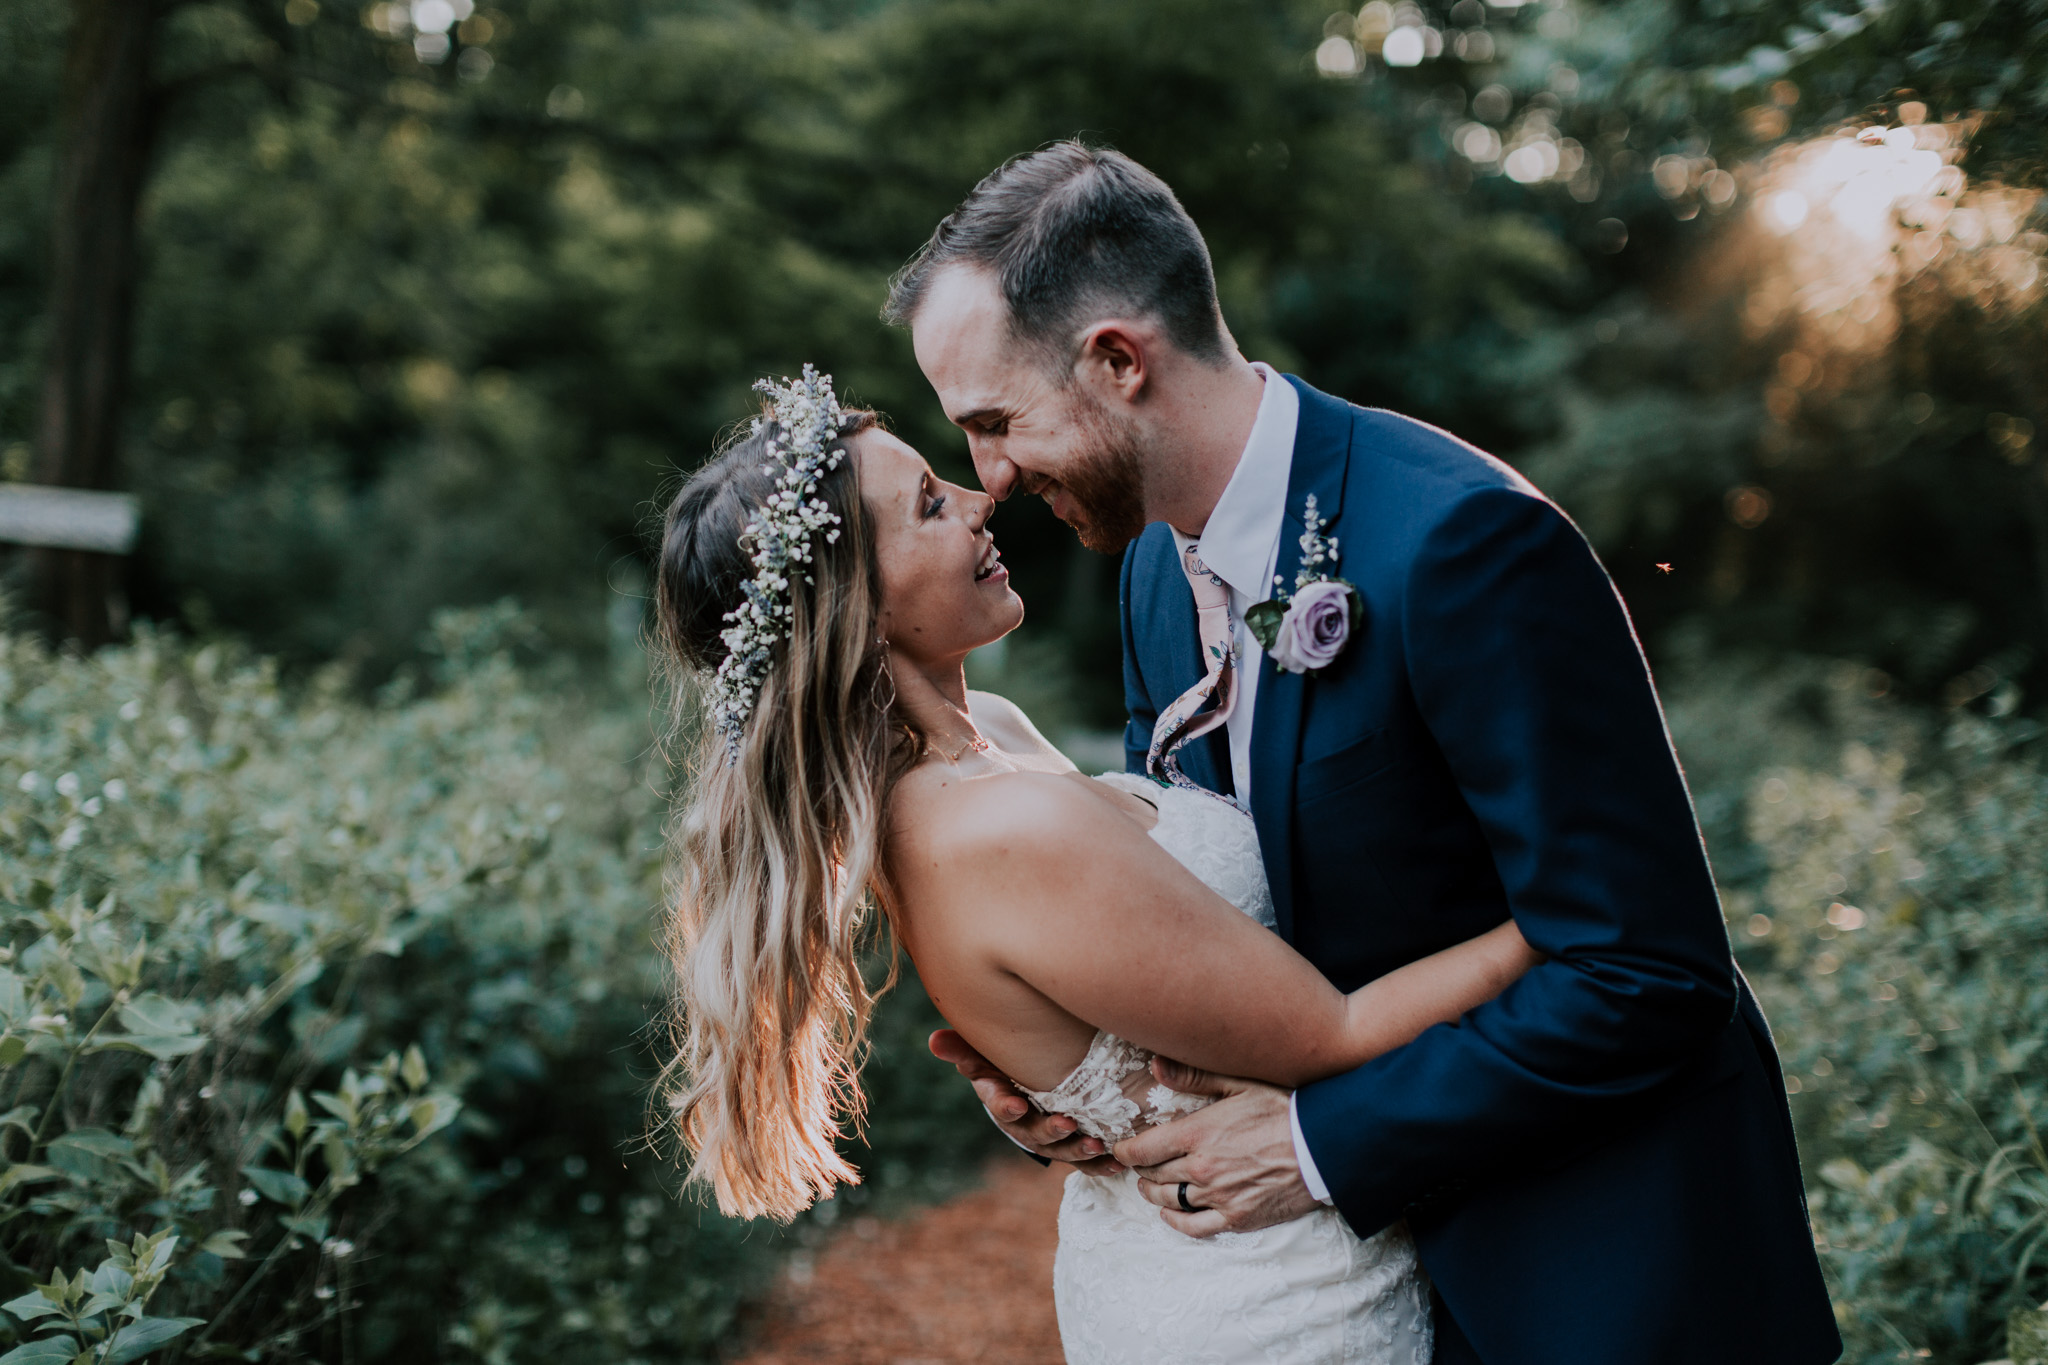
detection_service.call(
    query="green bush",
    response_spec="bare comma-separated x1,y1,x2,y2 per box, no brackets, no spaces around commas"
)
0,607,995,1364
1681,660,2048,1365
48,593,2048,1365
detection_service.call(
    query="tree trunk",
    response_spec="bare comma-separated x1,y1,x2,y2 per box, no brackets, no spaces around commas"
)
29,0,158,647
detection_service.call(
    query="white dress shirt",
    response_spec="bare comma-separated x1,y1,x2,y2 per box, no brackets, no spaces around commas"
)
1167,363,1334,1207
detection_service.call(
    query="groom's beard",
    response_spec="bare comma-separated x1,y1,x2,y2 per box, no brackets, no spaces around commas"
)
1054,399,1148,554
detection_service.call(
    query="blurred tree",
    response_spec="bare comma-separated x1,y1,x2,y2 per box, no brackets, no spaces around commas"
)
22,0,391,644
5,0,1587,700
31,0,160,645
1628,0,2048,184
4,0,2044,716
1505,0,2048,705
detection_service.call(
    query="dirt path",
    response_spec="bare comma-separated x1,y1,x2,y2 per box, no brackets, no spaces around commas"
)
730,1158,1069,1365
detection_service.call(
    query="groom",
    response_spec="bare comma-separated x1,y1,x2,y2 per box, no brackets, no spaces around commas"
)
888,143,1840,1364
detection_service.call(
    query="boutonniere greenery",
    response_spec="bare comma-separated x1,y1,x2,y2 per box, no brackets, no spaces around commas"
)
1244,494,1363,675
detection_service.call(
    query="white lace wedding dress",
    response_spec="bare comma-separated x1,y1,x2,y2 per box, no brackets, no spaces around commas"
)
1016,772,1433,1365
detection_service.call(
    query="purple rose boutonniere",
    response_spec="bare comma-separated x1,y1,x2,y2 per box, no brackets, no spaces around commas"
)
1244,494,1363,676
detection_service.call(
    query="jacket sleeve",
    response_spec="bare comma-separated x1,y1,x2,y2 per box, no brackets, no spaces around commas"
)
1120,540,1158,776
1295,483,1739,1236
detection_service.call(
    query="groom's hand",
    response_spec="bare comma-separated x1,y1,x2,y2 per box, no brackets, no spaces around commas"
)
1115,1058,1320,1238
928,1029,1124,1174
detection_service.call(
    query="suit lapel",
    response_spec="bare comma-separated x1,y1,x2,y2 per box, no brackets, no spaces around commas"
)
1251,376,1355,941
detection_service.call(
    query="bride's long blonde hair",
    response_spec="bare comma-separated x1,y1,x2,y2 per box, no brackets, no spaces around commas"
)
651,406,925,1222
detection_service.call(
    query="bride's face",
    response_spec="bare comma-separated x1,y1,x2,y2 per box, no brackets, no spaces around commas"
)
857,431,1024,663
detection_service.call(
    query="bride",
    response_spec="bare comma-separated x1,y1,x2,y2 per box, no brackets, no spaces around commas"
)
652,369,1539,1364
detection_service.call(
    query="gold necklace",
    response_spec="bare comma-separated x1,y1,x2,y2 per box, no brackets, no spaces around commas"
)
937,731,990,763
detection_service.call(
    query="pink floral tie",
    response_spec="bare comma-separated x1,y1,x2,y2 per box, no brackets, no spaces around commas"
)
1146,540,1237,793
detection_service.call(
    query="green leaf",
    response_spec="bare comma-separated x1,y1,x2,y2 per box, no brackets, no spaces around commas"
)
115,995,201,1039
0,971,24,1023
238,1165,309,1209
0,1335,78,1365
322,1138,351,1186
2,1290,62,1322
86,1033,207,1061
409,1095,460,1142
86,996,209,1060
294,1015,365,1067
0,1166,61,1199
35,1272,79,1309
311,1092,356,1126
400,1043,428,1091
0,1106,39,1137
197,1231,248,1262
282,1089,308,1141
138,1236,176,1280
1243,598,1287,652
46,1130,134,1184
44,958,83,1009
85,1261,131,1302
0,1036,24,1067
102,1317,203,1365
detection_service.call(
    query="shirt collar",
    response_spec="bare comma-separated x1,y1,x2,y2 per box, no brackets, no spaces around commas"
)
1190,362,1299,601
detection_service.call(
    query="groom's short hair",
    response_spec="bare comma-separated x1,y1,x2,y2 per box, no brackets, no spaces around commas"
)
883,142,1228,371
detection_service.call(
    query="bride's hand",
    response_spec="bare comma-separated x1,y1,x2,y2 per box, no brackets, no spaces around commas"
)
929,1029,1124,1174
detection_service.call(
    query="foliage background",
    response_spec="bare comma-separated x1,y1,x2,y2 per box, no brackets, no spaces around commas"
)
3,0,2047,1360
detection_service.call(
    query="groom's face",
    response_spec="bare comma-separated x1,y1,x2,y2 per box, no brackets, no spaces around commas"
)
912,266,1148,553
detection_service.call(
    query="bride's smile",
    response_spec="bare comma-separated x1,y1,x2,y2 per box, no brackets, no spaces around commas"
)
973,542,1006,585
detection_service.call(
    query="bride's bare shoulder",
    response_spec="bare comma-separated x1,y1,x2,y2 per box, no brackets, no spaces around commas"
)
888,766,1114,873
885,766,1152,957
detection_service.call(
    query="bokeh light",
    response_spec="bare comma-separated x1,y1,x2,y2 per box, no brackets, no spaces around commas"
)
413,0,457,34
1316,36,1362,77
1744,120,2044,363
1382,25,1425,67
1455,122,1501,164
1765,190,1810,234
1504,140,1558,184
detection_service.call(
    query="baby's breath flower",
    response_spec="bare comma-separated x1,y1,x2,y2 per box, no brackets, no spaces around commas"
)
1293,493,1339,592
708,366,854,757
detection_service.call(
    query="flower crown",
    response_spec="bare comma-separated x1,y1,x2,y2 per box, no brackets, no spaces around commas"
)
709,365,852,756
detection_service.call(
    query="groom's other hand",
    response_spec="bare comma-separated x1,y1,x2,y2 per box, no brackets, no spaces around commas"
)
1116,1059,1319,1238
928,1029,1124,1173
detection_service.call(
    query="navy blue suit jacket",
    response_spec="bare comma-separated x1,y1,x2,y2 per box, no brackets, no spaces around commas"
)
1119,377,1840,1364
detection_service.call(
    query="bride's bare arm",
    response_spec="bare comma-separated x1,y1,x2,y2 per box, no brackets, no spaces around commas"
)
896,773,1539,1090
1334,919,1538,1068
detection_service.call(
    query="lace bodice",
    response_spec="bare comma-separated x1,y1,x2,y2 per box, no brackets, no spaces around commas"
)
1029,772,1433,1365
1016,772,1275,1145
